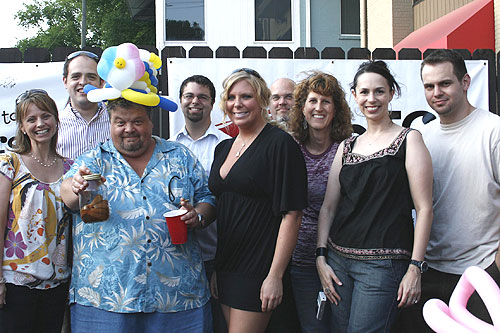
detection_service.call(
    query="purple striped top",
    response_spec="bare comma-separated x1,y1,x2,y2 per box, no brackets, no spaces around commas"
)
292,141,339,266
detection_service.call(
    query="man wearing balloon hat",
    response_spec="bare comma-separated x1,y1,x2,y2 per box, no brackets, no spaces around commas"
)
173,75,230,332
396,49,500,332
60,43,216,331
58,50,111,159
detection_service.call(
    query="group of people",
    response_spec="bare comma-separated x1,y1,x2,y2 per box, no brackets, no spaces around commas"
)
0,47,498,333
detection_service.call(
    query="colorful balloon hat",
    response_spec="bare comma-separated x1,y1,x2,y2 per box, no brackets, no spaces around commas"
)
84,42,178,112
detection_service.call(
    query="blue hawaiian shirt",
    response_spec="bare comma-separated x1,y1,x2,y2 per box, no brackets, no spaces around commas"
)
64,136,214,313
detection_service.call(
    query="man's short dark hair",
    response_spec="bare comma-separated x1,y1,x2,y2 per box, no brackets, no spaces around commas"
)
421,49,468,81
179,75,216,104
107,98,152,119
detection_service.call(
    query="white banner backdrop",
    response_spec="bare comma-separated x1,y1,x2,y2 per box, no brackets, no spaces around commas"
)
0,59,489,153
0,62,67,154
167,58,489,136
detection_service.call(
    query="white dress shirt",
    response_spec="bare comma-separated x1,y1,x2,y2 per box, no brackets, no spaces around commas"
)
172,122,231,261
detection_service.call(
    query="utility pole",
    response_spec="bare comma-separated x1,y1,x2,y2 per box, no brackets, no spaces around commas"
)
81,0,87,48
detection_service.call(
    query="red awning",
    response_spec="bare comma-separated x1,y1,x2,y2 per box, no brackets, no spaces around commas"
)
394,0,494,54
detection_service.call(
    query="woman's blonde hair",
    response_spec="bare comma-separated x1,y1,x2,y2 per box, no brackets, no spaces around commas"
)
219,69,271,120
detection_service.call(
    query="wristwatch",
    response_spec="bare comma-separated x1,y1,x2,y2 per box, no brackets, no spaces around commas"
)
410,259,428,273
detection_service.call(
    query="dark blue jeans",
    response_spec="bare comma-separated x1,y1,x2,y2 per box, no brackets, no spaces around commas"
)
71,302,213,332
290,264,331,332
328,250,408,333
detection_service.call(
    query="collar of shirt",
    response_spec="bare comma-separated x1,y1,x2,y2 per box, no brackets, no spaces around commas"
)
174,122,229,142
101,136,178,175
68,102,106,123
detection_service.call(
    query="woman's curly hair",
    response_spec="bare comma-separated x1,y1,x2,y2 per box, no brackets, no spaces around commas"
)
289,71,353,144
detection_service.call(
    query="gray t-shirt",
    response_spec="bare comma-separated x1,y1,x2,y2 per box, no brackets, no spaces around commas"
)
422,108,500,274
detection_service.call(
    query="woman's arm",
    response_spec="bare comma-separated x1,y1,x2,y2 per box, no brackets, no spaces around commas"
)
397,130,433,308
260,209,302,312
0,174,12,308
316,142,344,304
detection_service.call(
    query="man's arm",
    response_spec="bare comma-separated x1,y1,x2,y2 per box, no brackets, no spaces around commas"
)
60,165,95,210
180,200,215,228
496,247,500,271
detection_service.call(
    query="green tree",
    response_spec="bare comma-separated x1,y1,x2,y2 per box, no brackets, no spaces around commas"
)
15,0,155,52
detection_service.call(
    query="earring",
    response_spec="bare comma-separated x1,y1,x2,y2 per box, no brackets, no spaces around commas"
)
23,131,26,135
302,118,308,130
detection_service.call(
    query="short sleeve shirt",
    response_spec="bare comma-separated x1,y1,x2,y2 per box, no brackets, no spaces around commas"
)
0,153,73,289
65,137,215,313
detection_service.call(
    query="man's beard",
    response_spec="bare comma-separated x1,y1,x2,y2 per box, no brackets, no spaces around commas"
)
186,110,204,123
120,136,143,151
276,114,289,123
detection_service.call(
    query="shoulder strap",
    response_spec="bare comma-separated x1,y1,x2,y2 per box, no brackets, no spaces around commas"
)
342,135,357,164
395,128,413,160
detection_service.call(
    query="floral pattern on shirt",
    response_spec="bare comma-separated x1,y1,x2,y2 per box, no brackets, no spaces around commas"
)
0,153,73,289
65,137,215,313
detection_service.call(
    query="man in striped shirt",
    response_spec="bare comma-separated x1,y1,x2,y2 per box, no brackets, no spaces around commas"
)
57,51,110,159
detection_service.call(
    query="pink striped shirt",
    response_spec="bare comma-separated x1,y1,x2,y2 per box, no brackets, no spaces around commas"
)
56,102,110,159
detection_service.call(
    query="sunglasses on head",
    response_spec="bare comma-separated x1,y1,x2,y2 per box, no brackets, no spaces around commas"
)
66,50,99,61
232,68,262,79
15,89,49,105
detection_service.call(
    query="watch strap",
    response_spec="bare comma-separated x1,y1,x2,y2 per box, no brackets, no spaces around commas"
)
316,247,328,258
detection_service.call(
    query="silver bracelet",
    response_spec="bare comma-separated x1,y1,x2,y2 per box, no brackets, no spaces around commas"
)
0,277,6,284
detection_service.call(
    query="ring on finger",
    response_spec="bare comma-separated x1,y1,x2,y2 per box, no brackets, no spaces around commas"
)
324,288,330,294
413,300,418,304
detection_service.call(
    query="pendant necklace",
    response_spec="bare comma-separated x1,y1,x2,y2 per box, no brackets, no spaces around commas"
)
235,132,259,158
30,152,57,168
235,141,246,158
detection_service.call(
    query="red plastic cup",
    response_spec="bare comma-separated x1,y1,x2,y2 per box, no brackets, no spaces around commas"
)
163,209,188,244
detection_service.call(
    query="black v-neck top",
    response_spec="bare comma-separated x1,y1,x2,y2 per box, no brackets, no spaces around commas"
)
208,124,307,310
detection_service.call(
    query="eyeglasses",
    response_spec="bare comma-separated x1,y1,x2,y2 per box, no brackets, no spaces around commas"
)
66,50,99,61
232,68,262,79
182,93,212,103
15,89,48,105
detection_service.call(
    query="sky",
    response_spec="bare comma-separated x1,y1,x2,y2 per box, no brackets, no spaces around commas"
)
0,1,37,48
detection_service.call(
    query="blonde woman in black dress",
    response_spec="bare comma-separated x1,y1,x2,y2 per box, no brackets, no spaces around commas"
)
209,69,307,332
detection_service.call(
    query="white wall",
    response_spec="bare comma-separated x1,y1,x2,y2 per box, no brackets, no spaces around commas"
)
156,0,302,53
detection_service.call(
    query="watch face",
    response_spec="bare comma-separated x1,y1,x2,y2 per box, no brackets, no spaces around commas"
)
421,261,428,272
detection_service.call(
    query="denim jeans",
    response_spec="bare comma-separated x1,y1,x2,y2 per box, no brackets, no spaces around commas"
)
71,302,213,333
290,264,331,333
327,250,408,333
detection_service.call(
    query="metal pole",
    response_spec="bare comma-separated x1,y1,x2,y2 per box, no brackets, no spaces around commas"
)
81,0,87,48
